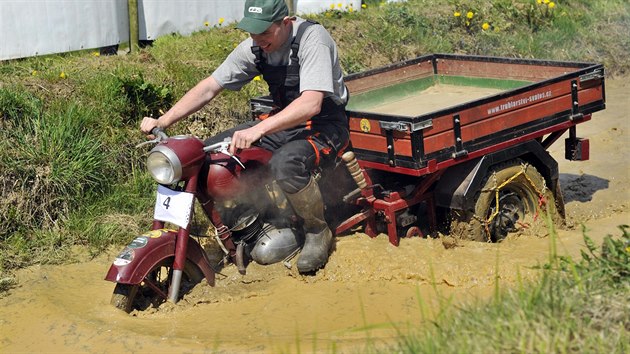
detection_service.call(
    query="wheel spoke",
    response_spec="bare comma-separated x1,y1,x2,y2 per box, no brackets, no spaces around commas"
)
143,276,169,301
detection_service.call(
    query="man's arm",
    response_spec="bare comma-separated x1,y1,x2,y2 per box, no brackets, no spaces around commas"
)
140,76,224,134
228,90,324,154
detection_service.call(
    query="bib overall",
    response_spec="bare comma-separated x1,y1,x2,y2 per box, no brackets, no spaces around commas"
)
205,20,349,194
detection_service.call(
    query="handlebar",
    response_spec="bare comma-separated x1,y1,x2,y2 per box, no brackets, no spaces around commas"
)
203,138,231,154
135,127,169,148
137,129,244,169
203,138,245,169
151,127,169,140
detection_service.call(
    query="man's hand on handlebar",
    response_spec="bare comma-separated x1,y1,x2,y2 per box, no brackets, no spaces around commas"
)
229,126,264,155
140,117,161,138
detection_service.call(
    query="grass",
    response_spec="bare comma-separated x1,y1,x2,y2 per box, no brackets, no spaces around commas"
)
0,96,109,242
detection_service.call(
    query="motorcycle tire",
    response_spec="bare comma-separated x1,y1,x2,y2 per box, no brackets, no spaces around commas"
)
110,257,204,313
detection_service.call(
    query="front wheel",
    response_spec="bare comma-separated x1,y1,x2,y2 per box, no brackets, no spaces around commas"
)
450,161,560,242
111,257,204,313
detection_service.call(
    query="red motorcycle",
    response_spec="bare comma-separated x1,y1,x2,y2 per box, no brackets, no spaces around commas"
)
104,121,569,313
105,128,362,312
105,54,605,313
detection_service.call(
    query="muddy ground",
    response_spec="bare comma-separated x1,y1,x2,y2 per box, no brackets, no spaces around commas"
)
0,78,628,353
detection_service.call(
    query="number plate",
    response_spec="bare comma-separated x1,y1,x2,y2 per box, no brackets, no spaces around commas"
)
153,185,194,228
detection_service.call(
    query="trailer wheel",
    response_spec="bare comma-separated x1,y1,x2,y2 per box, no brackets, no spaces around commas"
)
110,258,204,313
450,162,557,242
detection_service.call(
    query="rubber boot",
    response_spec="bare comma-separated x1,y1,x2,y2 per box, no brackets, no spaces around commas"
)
285,177,333,274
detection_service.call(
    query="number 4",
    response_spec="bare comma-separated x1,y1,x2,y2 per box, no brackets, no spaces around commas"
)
162,196,171,209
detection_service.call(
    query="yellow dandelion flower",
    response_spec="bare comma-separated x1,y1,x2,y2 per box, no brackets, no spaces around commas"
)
454,11,461,17
92,51,100,57
482,22,490,30
537,0,542,4
330,4,335,9
59,72,66,79
548,2,555,8
362,4,367,9
543,0,550,3
253,75,262,81
349,8,353,12
204,21,209,27
337,3,342,8
219,18,225,25
31,70,37,76
466,11,474,19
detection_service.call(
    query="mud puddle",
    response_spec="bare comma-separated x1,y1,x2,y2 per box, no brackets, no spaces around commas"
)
1,215,627,353
368,84,504,116
1,78,628,353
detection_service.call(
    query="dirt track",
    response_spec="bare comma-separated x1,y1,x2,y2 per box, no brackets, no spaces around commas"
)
0,78,628,353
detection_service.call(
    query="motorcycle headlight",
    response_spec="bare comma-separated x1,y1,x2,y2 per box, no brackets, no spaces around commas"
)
146,145,182,185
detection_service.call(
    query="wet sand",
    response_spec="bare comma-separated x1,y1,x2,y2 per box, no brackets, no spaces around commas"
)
1,78,628,353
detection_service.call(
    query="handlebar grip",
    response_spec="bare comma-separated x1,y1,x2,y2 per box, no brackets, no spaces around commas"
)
151,127,169,140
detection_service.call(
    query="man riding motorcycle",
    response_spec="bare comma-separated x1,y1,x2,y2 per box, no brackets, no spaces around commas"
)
140,0,349,274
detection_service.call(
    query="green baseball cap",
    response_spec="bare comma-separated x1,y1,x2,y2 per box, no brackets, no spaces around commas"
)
236,0,289,34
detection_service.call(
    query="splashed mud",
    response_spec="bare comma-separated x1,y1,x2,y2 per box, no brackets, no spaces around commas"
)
1,78,628,353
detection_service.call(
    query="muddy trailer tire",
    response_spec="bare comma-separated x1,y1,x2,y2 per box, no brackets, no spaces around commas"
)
111,258,204,313
449,161,559,242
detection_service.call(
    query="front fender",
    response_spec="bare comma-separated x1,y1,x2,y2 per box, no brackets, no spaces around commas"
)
104,229,215,286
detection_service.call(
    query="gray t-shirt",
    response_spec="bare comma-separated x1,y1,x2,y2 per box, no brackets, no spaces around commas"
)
211,17,347,105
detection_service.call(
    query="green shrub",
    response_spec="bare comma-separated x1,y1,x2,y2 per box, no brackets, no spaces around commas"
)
117,73,174,123
575,225,630,285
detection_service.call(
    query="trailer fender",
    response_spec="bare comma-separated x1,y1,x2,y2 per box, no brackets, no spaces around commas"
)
434,140,560,213
104,229,215,286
